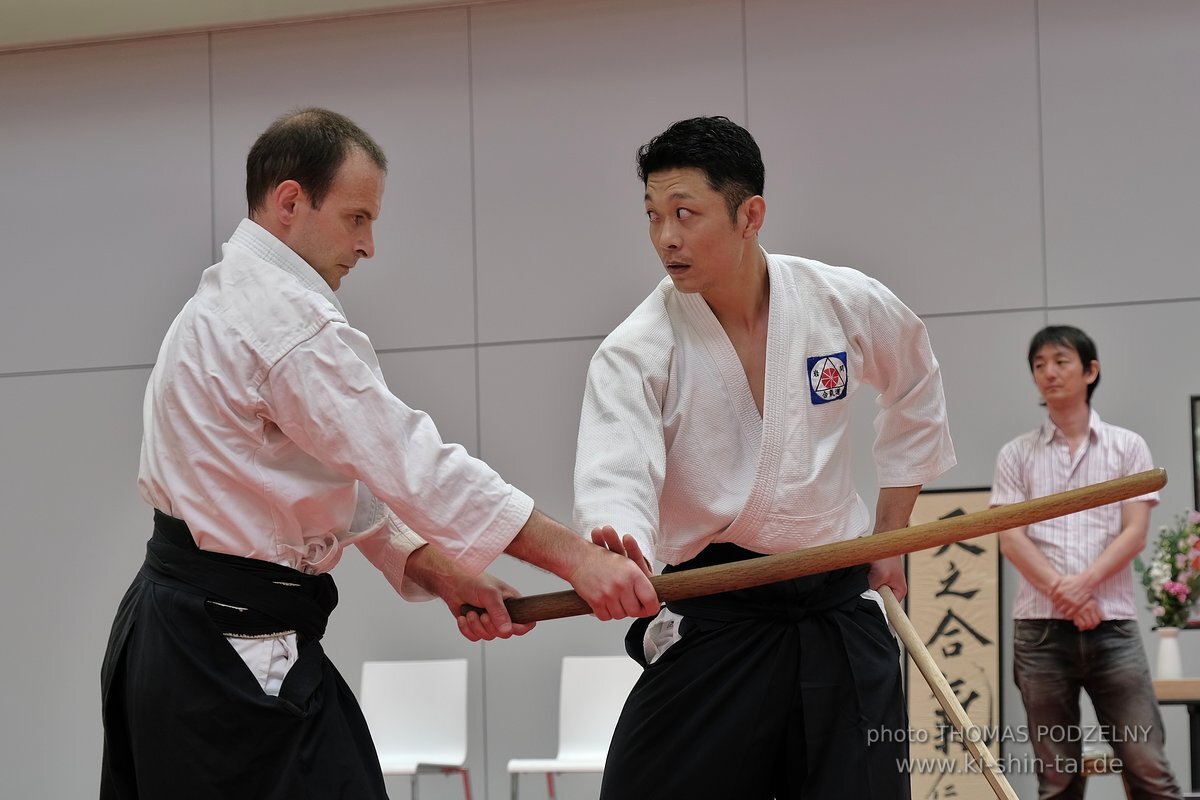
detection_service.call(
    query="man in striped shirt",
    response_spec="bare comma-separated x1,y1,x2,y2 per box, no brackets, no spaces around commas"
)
992,325,1180,799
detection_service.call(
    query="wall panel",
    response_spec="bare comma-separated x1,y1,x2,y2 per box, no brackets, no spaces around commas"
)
746,0,1045,316
1041,0,1200,307
211,9,477,351
471,0,745,343
0,368,149,799
0,37,211,373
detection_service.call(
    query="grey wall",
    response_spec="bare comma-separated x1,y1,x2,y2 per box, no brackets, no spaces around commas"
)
1,1,1197,798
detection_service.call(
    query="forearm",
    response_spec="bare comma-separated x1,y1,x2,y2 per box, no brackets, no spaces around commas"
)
504,508,590,581
998,526,1062,595
401,543,456,597
874,485,921,533
1066,502,1152,592
867,486,920,600
504,509,660,621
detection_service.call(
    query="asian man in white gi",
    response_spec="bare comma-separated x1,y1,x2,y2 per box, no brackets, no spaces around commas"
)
99,108,659,800
574,116,956,799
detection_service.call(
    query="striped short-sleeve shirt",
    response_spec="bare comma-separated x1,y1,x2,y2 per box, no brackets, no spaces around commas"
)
990,409,1158,620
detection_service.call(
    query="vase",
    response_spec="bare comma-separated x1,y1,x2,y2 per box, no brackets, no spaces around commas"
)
1156,626,1183,680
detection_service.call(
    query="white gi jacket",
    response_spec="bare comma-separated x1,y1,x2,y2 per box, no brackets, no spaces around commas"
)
574,251,955,566
140,219,534,599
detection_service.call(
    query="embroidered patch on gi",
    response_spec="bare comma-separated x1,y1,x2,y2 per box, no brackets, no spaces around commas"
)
807,352,848,404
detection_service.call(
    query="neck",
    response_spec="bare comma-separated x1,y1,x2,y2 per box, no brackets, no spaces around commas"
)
703,247,769,332
1047,401,1091,440
249,212,287,244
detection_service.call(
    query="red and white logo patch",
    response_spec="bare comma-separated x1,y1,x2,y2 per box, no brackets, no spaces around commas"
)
807,352,848,404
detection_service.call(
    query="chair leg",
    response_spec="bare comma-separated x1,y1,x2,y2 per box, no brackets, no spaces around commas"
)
460,768,472,800
546,772,557,800
411,774,418,800
510,772,519,800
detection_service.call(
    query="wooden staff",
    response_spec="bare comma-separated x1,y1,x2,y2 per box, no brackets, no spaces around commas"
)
495,468,1165,624
880,586,1019,800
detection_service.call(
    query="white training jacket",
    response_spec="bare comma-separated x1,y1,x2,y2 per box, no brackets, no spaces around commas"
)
139,219,533,598
574,251,956,566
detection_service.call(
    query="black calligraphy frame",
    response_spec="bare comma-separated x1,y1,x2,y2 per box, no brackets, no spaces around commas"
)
1192,396,1200,511
903,487,1002,800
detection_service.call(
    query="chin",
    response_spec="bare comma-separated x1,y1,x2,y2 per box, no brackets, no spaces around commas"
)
667,275,700,294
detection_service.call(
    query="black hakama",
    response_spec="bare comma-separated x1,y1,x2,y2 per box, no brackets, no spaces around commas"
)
100,513,388,800
600,544,911,800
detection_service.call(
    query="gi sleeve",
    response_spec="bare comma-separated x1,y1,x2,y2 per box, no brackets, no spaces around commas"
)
573,339,668,566
263,319,534,577
353,508,438,602
857,279,956,488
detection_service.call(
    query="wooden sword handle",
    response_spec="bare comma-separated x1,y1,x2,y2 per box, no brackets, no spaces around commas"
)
880,586,1020,800
477,467,1165,624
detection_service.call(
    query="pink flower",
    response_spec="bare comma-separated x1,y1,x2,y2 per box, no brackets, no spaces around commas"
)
1188,509,1200,526
1155,605,1166,617
1164,581,1191,602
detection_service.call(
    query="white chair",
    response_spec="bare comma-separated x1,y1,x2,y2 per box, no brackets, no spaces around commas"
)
359,659,473,800
507,655,644,800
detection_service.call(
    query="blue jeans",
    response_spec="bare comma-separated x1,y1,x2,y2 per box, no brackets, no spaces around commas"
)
1013,619,1182,799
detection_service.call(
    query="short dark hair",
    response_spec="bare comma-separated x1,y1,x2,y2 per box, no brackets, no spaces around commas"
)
636,116,765,222
1027,325,1101,403
246,108,387,214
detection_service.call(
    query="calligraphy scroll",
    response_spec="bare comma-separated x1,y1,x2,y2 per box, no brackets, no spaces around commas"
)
905,488,1001,799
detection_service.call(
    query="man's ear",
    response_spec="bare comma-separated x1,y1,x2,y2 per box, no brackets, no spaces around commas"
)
1085,359,1100,384
272,180,304,224
740,195,766,239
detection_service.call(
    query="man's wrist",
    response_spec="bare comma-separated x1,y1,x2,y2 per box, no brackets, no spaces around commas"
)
404,544,452,596
1075,569,1099,593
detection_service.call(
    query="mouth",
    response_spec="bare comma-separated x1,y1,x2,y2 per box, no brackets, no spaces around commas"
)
664,261,691,274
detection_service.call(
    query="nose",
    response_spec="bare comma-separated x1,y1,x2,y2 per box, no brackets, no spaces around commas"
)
358,224,375,259
655,218,681,251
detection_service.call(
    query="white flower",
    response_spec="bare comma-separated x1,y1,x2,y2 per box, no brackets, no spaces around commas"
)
1150,561,1171,593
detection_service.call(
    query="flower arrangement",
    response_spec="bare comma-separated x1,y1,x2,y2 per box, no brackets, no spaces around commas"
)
1135,511,1200,629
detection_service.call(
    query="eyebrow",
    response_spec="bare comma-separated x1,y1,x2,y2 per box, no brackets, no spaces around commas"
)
644,190,696,203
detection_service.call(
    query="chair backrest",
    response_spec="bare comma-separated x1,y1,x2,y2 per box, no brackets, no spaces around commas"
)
555,655,642,761
360,659,469,765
